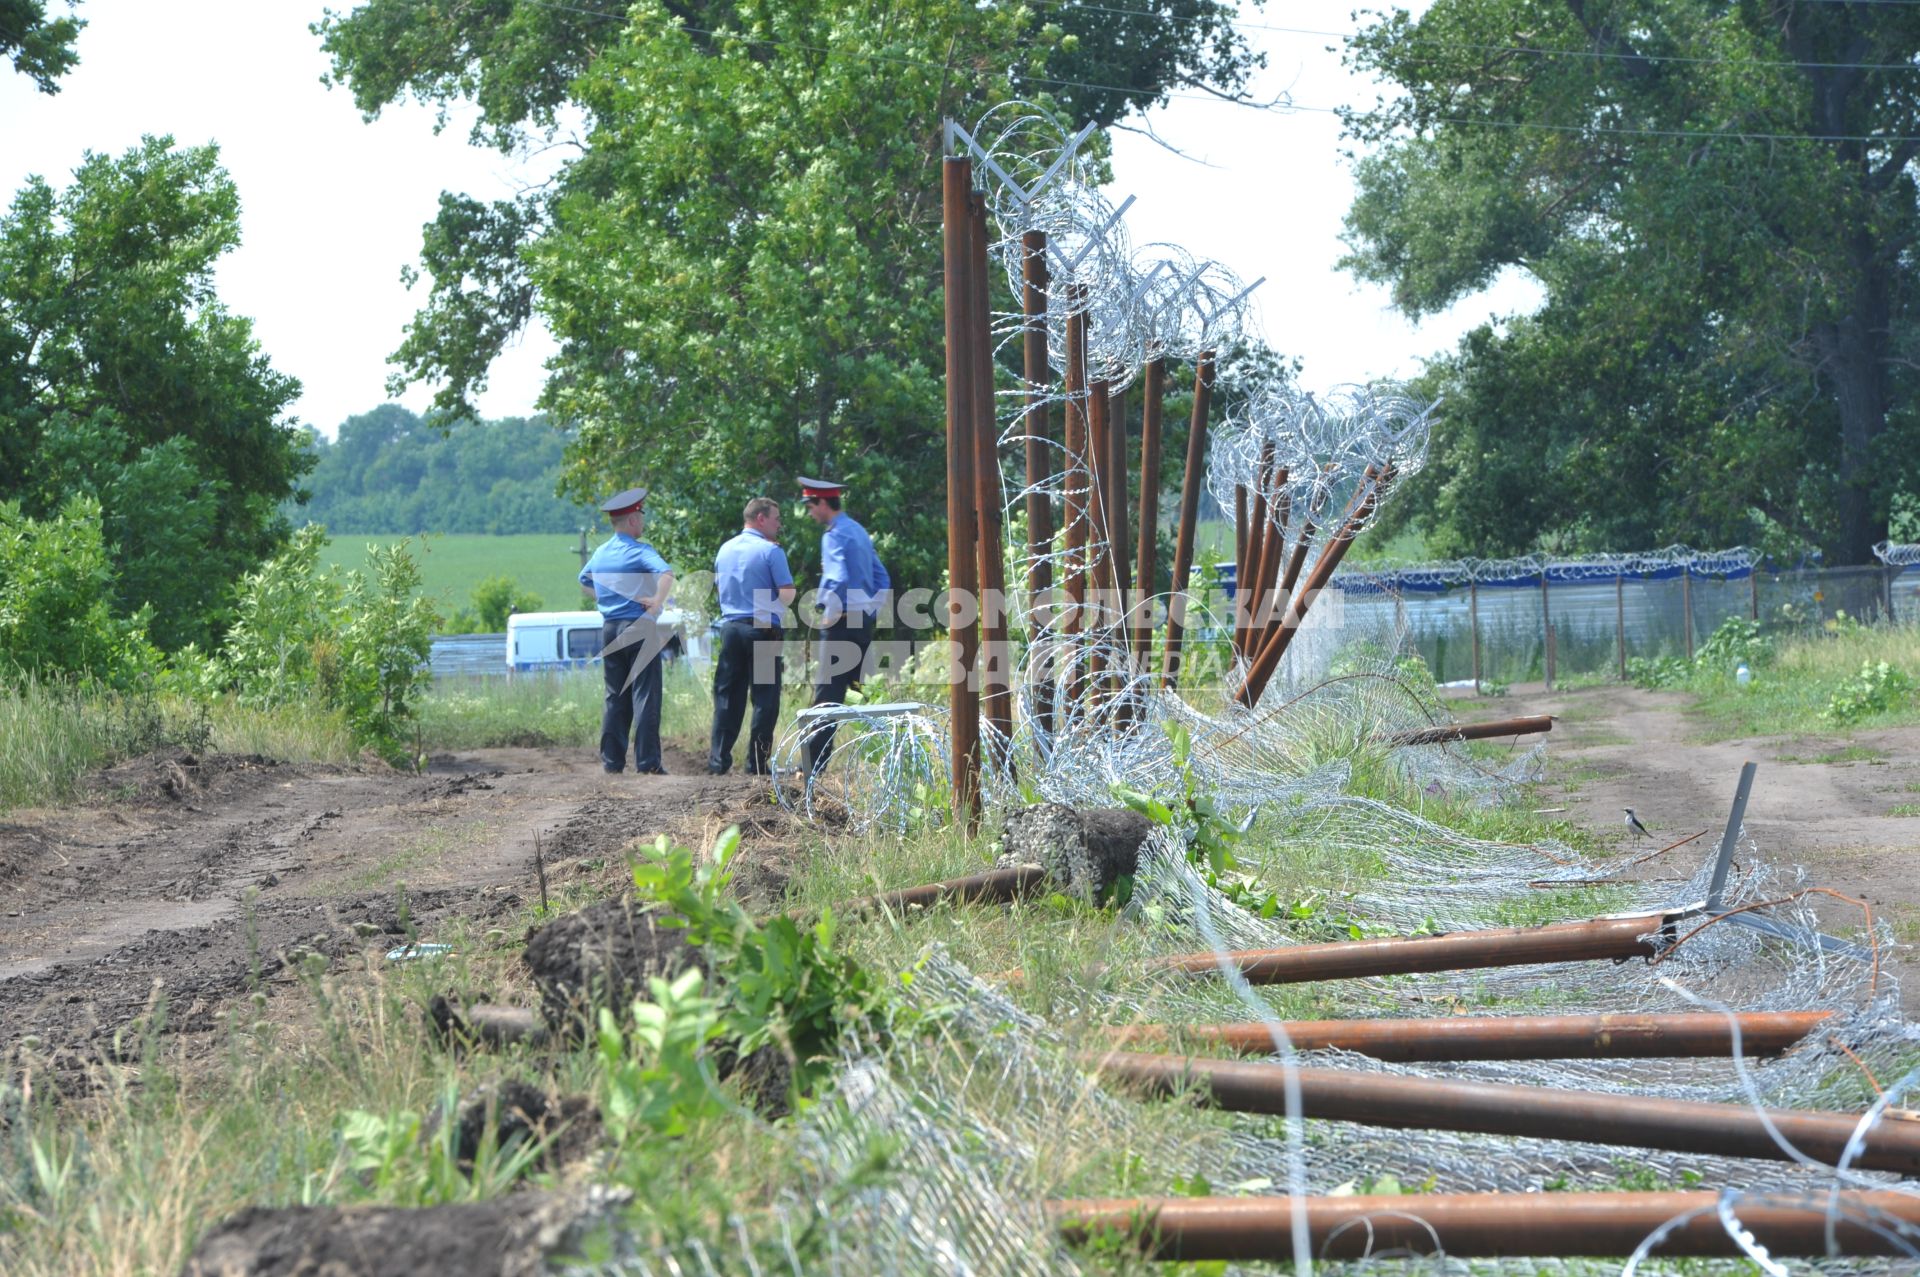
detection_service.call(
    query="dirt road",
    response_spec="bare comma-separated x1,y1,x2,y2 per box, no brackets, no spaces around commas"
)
1465,685,1920,999
0,746,794,1075
6,686,1909,1072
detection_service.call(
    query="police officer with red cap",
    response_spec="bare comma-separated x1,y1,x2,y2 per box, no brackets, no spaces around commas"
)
798,476,889,773
579,487,675,774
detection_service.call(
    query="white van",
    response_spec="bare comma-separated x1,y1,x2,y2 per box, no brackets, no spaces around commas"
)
505,608,705,674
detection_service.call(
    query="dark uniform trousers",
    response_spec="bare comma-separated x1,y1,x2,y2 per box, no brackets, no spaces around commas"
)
708,619,784,774
803,613,875,774
600,615,664,773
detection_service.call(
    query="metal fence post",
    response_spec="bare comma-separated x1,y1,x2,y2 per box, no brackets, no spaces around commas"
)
1615,571,1626,680
1682,564,1694,661
1540,569,1553,690
940,155,981,824
1020,229,1053,736
1161,352,1214,690
1749,563,1759,622
1469,579,1481,693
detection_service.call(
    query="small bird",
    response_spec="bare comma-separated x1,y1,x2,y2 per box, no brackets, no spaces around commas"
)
1623,807,1653,841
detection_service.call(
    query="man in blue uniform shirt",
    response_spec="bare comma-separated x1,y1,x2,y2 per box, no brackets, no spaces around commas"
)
579,487,675,774
709,496,796,775
798,476,888,773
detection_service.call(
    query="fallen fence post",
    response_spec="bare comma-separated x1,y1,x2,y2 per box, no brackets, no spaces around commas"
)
846,865,1052,916
1048,1190,1920,1261
1095,1010,1830,1062
1083,1052,1920,1173
1381,713,1553,747
1136,912,1674,985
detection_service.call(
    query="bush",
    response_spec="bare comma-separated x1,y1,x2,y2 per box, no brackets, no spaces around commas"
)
1697,616,1769,670
0,496,159,688
1823,661,1915,725
221,530,437,762
470,574,545,632
329,542,439,762
222,525,342,708
1625,655,1689,689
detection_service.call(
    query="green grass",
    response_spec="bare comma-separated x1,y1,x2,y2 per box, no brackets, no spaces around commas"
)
1891,803,1920,817
1679,623,1920,739
318,533,591,622
0,681,355,811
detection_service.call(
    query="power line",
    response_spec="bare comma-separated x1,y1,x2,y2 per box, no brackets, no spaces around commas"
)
1021,0,1920,74
1285,98,1920,143
394,0,1920,144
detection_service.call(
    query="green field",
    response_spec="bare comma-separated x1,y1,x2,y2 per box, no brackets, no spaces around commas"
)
317,532,591,619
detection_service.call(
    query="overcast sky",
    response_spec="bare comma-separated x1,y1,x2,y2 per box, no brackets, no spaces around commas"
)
0,0,1540,438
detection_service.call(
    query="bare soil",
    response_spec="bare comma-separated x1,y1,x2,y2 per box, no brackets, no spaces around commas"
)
6,688,1910,1075
1459,685,1920,1004
0,745,806,1078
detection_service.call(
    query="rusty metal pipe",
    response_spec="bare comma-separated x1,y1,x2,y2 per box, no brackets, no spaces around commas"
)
1049,1191,1920,1260
1384,714,1555,746
849,865,1051,916
967,191,1012,764
1231,483,1248,658
939,157,981,823
1144,912,1670,984
1087,1051,1920,1173
1242,441,1276,645
1160,353,1213,689
1107,382,1130,639
1062,301,1089,638
1240,464,1392,707
1097,1010,1830,1062
1133,356,1164,667
1020,231,1054,735
1086,378,1114,602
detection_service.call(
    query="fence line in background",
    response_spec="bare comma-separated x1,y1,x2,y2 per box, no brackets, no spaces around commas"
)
1325,546,1915,689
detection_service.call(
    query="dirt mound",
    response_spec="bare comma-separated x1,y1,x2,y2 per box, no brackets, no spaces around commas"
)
522,898,706,1036
85,750,286,805
181,1187,628,1277
0,823,59,883
1001,803,1151,899
447,1080,602,1172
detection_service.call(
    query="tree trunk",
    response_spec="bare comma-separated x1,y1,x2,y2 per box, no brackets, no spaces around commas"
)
1818,231,1893,565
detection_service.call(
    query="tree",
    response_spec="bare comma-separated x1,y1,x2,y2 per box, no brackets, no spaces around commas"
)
315,0,1265,594
0,495,158,687
1,0,82,93
301,405,590,534
1341,0,1920,564
0,137,310,648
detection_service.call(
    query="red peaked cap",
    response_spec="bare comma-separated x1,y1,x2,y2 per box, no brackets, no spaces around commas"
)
797,475,846,499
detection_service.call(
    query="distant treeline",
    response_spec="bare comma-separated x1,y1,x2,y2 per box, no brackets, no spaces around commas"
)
300,405,590,535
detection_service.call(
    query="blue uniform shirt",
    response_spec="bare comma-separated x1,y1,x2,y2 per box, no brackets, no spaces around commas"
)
579,534,673,621
714,528,794,625
819,513,885,622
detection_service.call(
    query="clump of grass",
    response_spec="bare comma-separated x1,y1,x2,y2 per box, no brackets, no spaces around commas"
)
0,680,246,810
0,679,129,809
203,696,355,764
